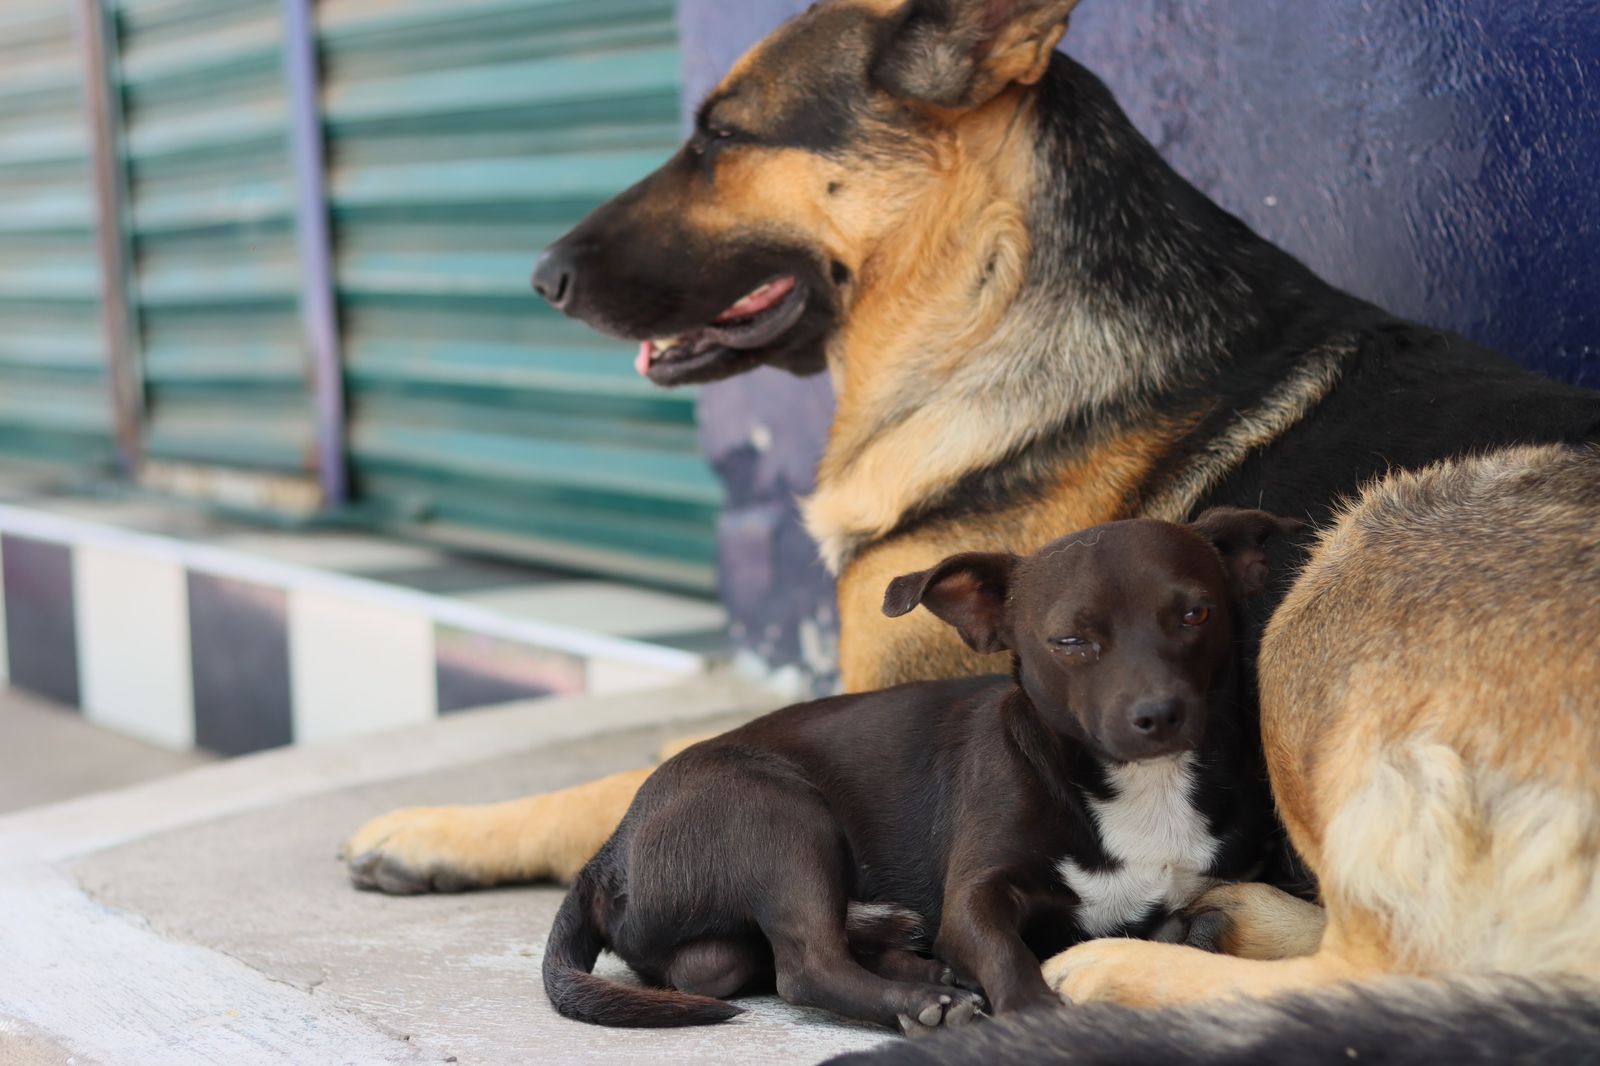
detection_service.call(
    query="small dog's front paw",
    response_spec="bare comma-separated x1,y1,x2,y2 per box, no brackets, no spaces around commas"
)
896,989,983,1036
341,807,490,895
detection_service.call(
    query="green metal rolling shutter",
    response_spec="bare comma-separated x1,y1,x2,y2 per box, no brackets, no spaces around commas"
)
115,0,321,505
319,0,721,592
0,4,115,469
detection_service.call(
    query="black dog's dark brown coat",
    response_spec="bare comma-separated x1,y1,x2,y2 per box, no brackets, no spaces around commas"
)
542,511,1296,1030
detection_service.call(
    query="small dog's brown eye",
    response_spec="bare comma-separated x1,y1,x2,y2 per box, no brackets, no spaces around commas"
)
1182,606,1211,627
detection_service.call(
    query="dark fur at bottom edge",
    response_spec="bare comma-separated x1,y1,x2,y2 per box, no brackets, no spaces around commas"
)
825,977,1600,1066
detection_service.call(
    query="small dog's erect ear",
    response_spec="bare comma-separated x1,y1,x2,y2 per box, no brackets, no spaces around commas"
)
1187,508,1307,599
873,0,1081,109
882,551,1020,654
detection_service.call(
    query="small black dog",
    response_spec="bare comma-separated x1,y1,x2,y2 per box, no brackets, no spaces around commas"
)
543,509,1301,1032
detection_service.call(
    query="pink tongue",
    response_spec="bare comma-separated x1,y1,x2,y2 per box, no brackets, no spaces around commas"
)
713,276,796,324
635,276,798,377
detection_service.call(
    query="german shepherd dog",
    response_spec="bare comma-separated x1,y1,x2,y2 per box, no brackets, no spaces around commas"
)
543,511,1298,1031
342,0,1600,1049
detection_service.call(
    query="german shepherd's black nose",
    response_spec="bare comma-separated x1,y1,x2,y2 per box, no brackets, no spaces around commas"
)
532,246,577,311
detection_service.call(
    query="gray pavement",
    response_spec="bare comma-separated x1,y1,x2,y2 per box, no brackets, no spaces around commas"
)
0,676,897,1066
0,689,214,815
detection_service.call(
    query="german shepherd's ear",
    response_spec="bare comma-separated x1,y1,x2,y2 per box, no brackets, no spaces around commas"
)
873,0,1081,109
1187,508,1308,599
882,551,1019,653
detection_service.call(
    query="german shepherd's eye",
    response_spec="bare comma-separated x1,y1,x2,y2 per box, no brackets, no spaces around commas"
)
689,126,739,159
1182,606,1211,627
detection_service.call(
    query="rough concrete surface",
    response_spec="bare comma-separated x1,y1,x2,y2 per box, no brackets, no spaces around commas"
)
74,721,892,1065
0,678,895,1065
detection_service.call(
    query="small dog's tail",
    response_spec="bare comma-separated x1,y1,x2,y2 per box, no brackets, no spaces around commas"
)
542,863,742,1028
824,975,1600,1065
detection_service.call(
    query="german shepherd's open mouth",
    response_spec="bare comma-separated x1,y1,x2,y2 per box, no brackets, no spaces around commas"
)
633,274,811,383
532,207,836,386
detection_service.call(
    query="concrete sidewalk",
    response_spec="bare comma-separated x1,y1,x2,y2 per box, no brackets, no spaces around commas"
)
0,676,895,1066
0,689,214,815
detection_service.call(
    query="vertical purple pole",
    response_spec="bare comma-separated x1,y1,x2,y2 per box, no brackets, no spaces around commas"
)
75,0,142,472
281,0,347,508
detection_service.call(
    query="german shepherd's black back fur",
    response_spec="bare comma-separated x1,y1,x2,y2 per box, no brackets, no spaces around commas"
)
826,977,1600,1066
892,53,1600,552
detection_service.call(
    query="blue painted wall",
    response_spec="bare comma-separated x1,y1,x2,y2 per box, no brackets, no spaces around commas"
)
1072,1,1600,387
680,0,1600,690
682,0,835,690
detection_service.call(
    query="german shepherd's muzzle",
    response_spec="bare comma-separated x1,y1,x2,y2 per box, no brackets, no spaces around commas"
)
532,169,834,385
528,60,856,388
529,0,1079,386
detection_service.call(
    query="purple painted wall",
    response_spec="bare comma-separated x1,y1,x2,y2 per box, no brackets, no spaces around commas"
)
680,0,1600,691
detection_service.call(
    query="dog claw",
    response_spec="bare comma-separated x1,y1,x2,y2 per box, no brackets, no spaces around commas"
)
939,968,956,986
900,991,982,1034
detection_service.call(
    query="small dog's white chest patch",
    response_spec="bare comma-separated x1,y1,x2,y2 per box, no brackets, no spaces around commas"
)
1056,754,1220,936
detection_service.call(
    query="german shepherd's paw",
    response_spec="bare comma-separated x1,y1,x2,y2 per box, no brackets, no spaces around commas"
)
340,805,491,895
1043,938,1260,1008
1041,938,1166,1008
896,989,983,1036
1179,882,1327,961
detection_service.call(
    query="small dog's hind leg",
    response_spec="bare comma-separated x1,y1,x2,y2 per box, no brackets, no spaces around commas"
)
666,937,772,999
761,847,981,1031
855,946,957,988
772,936,981,1034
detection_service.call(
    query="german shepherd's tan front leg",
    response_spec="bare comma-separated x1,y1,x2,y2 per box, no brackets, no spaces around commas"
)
1183,882,1328,960
1041,938,1362,1009
342,768,651,893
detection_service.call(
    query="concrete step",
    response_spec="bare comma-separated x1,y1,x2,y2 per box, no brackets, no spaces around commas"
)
0,675,894,1065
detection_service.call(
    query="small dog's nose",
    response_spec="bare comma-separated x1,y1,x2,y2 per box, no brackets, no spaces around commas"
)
532,246,577,311
1130,698,1185,740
